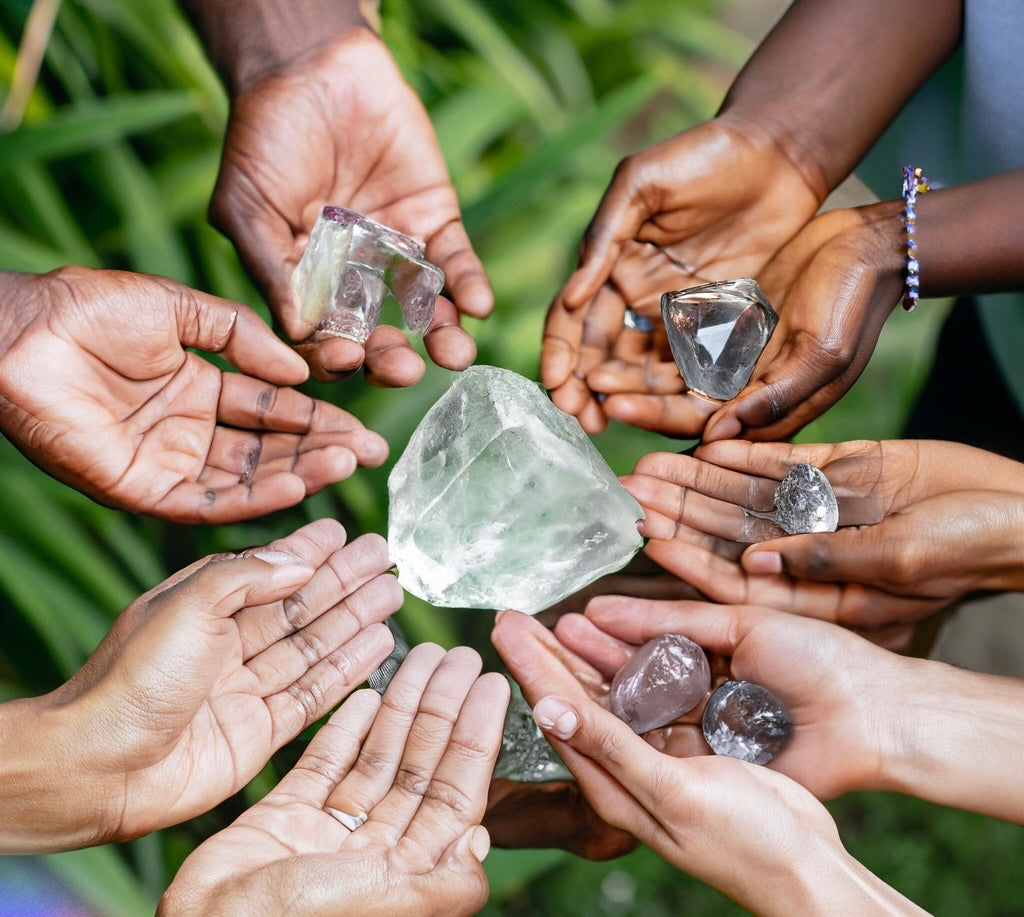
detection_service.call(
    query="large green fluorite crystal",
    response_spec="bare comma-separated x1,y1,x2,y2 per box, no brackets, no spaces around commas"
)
388,366,644,613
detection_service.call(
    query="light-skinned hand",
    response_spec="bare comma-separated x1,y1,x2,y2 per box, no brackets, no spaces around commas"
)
0,520,401,852
159,644,509,916
624,439,1024,630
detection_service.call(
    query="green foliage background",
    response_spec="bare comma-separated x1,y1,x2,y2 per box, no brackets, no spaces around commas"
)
0,0,1020,914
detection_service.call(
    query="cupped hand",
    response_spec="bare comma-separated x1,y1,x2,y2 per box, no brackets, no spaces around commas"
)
492,611,914,915
0,267,388,523
555,597,904,799
624,440,1024,629
210,27,491,383
703,202,905,442
543,116,823,434
159,644,509,917
38,520,401,849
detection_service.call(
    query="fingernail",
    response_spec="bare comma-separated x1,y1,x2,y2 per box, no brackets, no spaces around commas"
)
249,549,305,566
468,825,491,862
533,696,579,740
705,415,741,442
743,550,783,575
494,609,508,624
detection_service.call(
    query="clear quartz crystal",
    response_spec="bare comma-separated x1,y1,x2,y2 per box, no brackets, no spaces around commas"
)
291,205,443,343
493,680,572,783
610,634,711,733
660,278,778,400
701,680,793,765
387,366,644,614
745,462,839,536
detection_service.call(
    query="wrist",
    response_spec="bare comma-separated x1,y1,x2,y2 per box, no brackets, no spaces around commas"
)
182,0,380,97
878,657,1024,821
0,694,118,852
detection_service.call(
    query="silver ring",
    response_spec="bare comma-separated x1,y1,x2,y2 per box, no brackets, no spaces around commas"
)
325,806,368,831
623,308,656,333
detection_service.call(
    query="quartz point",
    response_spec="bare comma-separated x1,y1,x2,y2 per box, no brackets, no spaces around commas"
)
291,205,443,343
610,634,711,734
493,679,572,783
702,680,793,765
745,462,839,537
660,278,778,400
387,366,644,614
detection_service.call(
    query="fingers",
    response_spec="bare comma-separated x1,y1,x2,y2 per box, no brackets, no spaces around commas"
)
170,280,309,386
552,612,635,680
362,324,427,387
420,297,477,373
601,391,718,437
492,609,609,707
424,220,494,320
562,162,651,309
329,646,507,858
270,689,384,807
582,595,766,658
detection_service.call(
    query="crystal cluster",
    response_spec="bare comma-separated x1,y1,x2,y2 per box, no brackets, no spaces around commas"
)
387,366,644,614
291,205,443,343
702,680,793,765
744,462,839,537
609,634,711,733
493,680,572,783
660,278,778,400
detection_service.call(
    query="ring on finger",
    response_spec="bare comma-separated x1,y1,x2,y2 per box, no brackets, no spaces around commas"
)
623,308,656,333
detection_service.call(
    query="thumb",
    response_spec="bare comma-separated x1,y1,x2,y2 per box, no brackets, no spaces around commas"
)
158,550,316,624
741,530,879,585
172,285,308,385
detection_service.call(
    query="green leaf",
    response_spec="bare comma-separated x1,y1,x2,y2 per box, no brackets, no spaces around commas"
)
0,92,198,168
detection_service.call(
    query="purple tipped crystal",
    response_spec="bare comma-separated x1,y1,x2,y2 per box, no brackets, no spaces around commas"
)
701,680,792,765
292,205,443,343
610,633,711,734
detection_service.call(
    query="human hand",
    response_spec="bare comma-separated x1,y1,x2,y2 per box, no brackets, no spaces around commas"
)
0,520,400,853
542,116,823,434
159,644,509,917
0,267,387,522
624,440,1024,630
702,202,905,441
210,27,491,383
493,610,920,915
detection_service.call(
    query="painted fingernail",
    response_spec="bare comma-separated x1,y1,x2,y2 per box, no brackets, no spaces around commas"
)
743,550,783,575
533,696,579,740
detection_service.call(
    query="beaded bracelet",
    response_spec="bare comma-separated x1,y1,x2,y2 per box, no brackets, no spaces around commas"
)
900,165,931,312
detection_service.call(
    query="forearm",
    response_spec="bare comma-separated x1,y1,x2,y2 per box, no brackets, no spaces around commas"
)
720,0,961,195
915,169,1024,296
880,658,1024,822
0,695,115,852
739,842,929,917
179,0,377,95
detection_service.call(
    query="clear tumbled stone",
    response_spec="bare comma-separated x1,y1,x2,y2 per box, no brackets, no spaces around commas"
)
387,366,644,614
701,680,793,765
292,205,443,343
660,278,778,400
493,680,572,783
744,462,839,537
610,634,711,734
